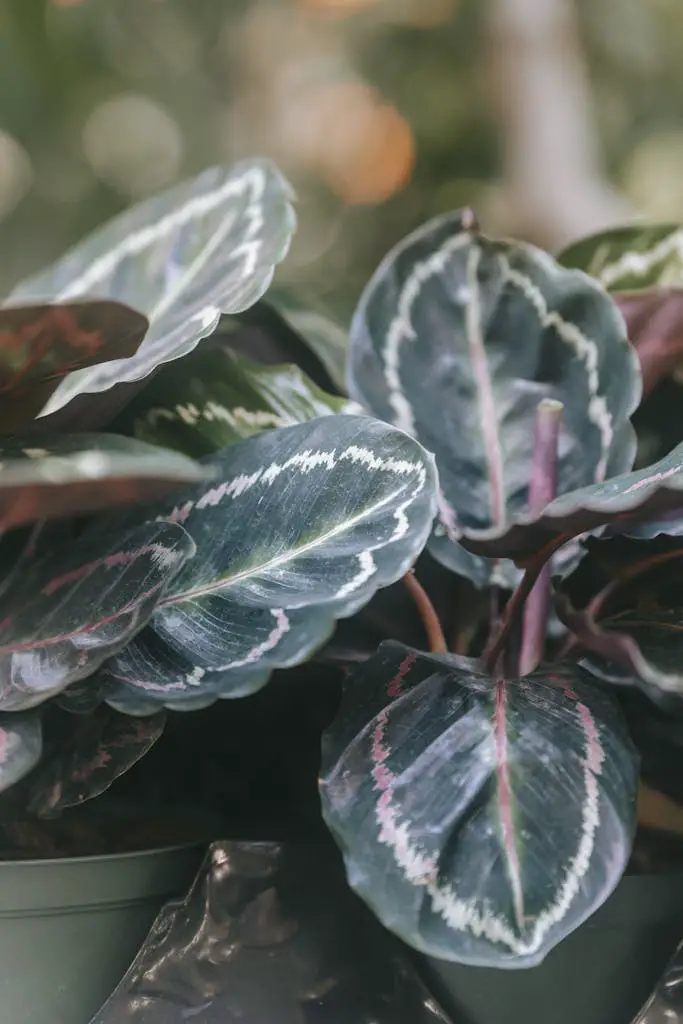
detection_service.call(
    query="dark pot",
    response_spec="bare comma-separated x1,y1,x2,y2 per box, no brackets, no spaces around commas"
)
416,870,683,1024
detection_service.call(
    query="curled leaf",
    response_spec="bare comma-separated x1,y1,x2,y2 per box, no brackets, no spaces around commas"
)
348,210,640,587
461,438,683,566
9,160,296,413
320,642,637,967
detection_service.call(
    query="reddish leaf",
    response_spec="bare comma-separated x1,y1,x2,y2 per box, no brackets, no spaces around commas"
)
616,289,683,396
0,301,148,431
27,707,165,818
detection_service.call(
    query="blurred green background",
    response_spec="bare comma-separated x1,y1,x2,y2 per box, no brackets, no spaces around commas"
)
1,0,682,306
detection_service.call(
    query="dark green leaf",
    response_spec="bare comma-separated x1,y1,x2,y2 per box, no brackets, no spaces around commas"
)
27,707,166,818
261,285,349,392
559,224,683,291
0,713,42,793
461,438,683,566
93,415,437,705
0,520,195,710
348,211,640,587
0,433,208,530
9,161,296,413
320,641,637,967
0,301,148,431
118,347,348,458
554,536,683,702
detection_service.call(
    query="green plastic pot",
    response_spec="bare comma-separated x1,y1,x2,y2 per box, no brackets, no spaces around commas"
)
0,842,204,1024
417,869,683,1024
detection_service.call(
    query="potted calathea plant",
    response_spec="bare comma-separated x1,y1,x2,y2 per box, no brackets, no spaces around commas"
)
3,156,683,1024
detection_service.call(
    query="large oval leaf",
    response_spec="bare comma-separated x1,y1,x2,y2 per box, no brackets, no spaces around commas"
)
91,415,437,706
0,713,42,793
117,347,348,458
0,301,148,432
0,434,207,530
348,211,641,587
0,520,194,710
8,160,296,414
320,641,637,967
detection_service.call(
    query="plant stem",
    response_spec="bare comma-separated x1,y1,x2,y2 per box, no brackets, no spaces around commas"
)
403,570,447,654
518,399,563,675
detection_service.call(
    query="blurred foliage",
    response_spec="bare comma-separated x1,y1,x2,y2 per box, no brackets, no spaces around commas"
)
2,0,683,308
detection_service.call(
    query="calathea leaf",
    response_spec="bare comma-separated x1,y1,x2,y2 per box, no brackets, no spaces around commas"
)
27,707,166,818
0,520,194,711
559,225,683,396
8,160,296,414
320,641,638,967
0,434,208,530
0,713,42,793
116,347,348,458
554,536,683,703
90,415,437,705
559,224,683,292
461,437,683,567
348,210,641,588
0,301,148,431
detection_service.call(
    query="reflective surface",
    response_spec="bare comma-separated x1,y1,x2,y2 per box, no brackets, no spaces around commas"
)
635,939,683,1023
91,838,683,1024
92,839,452,1024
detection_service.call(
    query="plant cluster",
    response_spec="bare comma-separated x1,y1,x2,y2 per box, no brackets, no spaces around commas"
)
2,160,683,968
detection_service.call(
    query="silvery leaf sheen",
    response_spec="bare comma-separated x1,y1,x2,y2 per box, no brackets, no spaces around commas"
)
348,210,641,588
8,160,296,414
95,415,438,710
320,642,638,967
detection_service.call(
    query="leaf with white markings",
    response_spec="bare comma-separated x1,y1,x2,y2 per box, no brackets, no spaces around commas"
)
8,160,295,414
560,224,683,291
0,713,42,793
0,434,207,531
559,226,683,396
0,520,194,710
348,210,641,588
320,641,638,967
118,347,348,458
460,438,683,567
27,707,166,818
90,415,437,706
